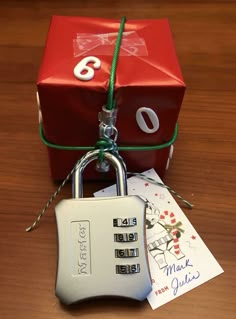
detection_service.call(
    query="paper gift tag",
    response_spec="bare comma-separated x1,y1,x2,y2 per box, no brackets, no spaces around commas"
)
94,168,224,310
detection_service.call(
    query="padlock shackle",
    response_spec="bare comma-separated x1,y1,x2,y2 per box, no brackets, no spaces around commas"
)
72,150,128,198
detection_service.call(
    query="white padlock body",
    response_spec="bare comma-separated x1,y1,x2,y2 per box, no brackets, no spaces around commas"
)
55,195,152,304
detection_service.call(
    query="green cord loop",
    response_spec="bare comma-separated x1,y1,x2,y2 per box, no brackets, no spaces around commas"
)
98,147,104,163
106,16,126,111
39,122,178,151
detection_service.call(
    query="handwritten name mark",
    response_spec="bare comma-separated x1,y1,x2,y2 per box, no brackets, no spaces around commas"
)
164,258,200,296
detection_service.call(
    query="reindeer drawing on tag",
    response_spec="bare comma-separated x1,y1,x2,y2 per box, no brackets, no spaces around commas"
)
145,201,185,269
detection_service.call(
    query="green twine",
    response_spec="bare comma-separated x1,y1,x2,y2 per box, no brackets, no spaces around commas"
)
127,172,194,209
26,167,193,231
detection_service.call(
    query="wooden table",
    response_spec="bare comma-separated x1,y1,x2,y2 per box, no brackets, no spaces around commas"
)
0,1,235,318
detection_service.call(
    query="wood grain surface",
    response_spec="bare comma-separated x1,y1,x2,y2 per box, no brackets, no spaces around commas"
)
0,1,235,318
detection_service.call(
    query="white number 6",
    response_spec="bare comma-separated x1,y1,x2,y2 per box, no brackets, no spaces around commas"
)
74,56,101,81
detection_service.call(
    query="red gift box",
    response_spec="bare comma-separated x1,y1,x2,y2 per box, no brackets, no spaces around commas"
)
37,16,185,180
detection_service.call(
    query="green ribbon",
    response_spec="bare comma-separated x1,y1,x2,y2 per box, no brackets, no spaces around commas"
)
164,221,185,235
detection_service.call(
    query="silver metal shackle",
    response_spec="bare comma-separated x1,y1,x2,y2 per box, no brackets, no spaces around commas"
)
72,149,128,198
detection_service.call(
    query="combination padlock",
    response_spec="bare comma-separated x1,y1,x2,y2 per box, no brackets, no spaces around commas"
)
55,150,152,304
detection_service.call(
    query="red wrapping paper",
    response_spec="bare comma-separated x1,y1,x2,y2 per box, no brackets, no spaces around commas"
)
37,16,185,180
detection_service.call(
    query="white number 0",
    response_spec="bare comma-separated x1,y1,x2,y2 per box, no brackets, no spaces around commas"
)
74,56,101,81
136,107,160,133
